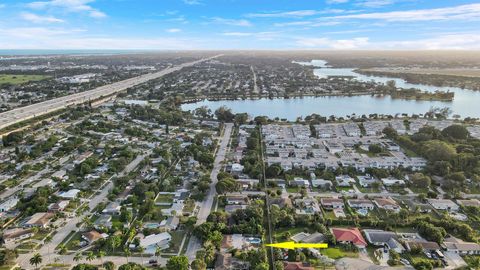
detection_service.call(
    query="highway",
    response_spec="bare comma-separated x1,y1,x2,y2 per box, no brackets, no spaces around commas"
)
0,55,220,131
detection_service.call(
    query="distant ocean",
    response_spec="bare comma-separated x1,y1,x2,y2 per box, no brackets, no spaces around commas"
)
0,49,175,56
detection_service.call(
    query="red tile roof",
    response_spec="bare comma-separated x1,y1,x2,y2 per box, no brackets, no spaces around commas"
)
283,262,314,270
331,227,367,247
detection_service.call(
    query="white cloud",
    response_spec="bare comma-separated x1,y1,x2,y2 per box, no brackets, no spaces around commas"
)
0,27,198,49
246,10,318,18
331,3,480,22
274,20,341,27
20,12,64,23
183,0,201,5
211,17,252,27
356,0,394,8
27,0,106,18
247,8,351,19
380,33,480,50
296,37,369,49
327,0,349,4
222,31,279,40
223,32,253,37
295,33,480,50
166,28,182,33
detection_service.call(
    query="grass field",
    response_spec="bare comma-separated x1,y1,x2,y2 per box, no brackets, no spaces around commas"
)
321,247,358,259
0,74,50,85
155,194,174,203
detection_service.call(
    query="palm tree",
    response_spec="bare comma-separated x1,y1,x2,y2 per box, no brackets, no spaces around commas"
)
124,247,131,264
97,250,106,265
44,235,53,263
73,253,83,263
155,246,162,260
29,253,42,270
58,244,68,265
86,251,96,263
82,216,93,229
137,246,145,260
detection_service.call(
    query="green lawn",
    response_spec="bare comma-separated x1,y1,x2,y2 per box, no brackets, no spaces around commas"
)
0,74,50,85
273,227,311,241
163,230,186,254
320,248,358,259
63,232,83,251
155,194,174,204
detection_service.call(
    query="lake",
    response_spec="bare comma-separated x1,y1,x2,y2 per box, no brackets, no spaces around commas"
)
182,60,480,120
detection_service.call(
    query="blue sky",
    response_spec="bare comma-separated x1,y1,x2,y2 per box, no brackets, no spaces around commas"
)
0,0,479,49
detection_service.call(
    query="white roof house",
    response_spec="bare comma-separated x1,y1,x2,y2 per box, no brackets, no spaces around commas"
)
231,163,244,174
381,177,405,187
0,196,19,212
58,189,81,200
335,175,355,187
357,175,378,188
311,179,332,188
138,232,172,254
428,199,459,212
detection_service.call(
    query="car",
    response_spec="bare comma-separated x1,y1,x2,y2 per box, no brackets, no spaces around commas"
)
400,259,410,265
148,259,158,264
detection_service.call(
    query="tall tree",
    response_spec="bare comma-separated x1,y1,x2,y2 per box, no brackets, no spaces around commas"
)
29,253,42,270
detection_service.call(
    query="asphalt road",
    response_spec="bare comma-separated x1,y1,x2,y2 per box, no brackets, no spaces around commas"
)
0,55,220,130
185,123,233,262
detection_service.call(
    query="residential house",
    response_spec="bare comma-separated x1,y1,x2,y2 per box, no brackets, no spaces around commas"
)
405,240,440,252
82,230,107,244
401,199,432,213
335,175,355,187
73,151,93,165
230,163,244,176
381,177,405,187
311,179,332,189
330,227,367,248
443,236,480,255
357,175,378,188
225,205,247,214
173,191,189,203
0,196,19,212
24,212,54,228
283,262,314,270
347,199,375,211
373,197,401,213
2,228,34,243
94,214,113,230
456,199,480,208
225,195,249,205
159,216,179,231
292,178,310,188
137,232,172,254
427,199,459,212
214,253,250,270
320,198,344,209
294,198,321,215
102,201,121,215
363,229,405,253
48,200,69,212
58,189,81,200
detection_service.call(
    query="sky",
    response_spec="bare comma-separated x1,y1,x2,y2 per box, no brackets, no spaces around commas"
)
0,0,479,50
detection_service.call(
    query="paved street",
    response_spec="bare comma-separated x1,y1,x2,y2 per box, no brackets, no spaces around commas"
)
185,123,233,262
0,55,220,130
0,167,50,200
